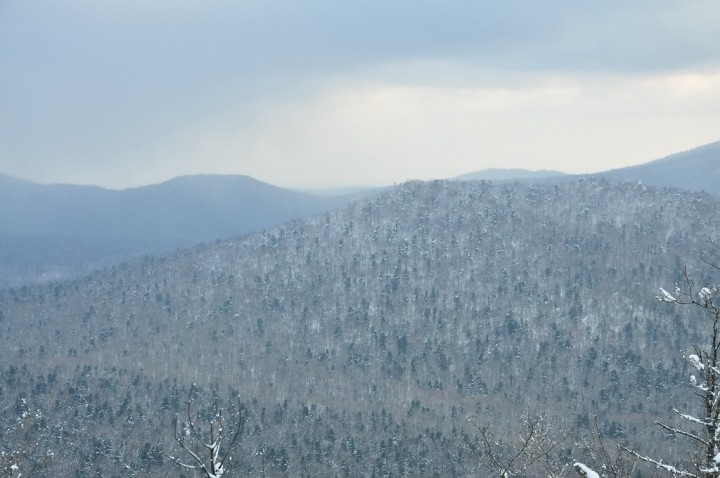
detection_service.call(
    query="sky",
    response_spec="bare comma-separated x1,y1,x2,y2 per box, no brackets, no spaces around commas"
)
1,1,719,190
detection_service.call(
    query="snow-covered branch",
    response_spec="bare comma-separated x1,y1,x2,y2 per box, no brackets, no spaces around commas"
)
467,409,568,477
658,287,678,303
655,418,708,446
672,409,712,428
619,446,699,477
573,462,600,478
640,242,720,477
167,384,244,478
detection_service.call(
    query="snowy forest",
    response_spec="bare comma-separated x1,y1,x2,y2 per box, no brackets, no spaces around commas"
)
2,178,720,477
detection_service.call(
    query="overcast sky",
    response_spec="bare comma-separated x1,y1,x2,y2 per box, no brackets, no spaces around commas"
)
1,1,719,189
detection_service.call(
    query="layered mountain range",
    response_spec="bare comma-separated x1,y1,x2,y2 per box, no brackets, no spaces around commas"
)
1,141,718,290
1,141,718,289
2,177,719,476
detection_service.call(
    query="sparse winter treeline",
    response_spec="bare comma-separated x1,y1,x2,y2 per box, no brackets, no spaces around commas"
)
1,179,719,476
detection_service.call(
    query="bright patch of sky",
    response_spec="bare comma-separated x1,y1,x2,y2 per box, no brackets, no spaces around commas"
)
1,1,719,189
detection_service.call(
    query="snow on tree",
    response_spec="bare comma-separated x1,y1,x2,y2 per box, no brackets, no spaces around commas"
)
0,398,53,478
167,384,244,478
574,462,601,478
466,409,569,477
572,415,638,478
623,239,720,477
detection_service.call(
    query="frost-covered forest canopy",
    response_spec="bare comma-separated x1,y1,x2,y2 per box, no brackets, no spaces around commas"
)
2,178,720,477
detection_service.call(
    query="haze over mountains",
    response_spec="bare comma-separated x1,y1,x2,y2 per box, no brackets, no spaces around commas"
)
0,175,366,288
593,140,720,194
2,177,719,476
0,140,717,290
454,168,567,181
457,140,720,195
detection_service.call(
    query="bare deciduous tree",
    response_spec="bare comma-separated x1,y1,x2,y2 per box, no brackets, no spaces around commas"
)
167,384,243,478
622,239,720,477
467,409,568,478
573,416,637,478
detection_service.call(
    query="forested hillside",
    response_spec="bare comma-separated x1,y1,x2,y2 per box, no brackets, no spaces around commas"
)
1,179,719,477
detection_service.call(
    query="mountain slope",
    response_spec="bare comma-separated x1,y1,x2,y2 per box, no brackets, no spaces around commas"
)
0,174,364,287
454,141,720,195
0,174,355,239
1,179,719,476
595,140,720,194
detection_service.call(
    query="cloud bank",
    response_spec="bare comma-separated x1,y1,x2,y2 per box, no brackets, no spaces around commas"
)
1,1,719,187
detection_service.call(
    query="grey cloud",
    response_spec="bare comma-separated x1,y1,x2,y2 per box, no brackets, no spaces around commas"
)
6,1,718,84
1,0,718,184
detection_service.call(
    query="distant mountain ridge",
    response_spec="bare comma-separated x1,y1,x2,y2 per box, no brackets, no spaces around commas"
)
457,140,720,195
455,168,566,181
0,174,366,288
0,174,349,239
594,140,720,194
